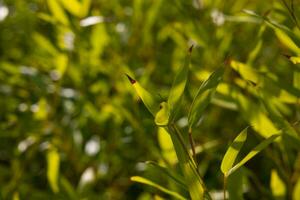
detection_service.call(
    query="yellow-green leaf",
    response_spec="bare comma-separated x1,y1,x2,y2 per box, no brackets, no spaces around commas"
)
47,0,69,26
275,29,300,54
293,177,300,200
228,134,280,176
59,0,81,17
221,128,248,175
168,47,191,119
131,176,186,200
126,74,159,117
47,148,60,193
155,102,170,126
166,126,207,200
188,67,224,129
230,60,259,84
270,169,286,198
288,56,300,64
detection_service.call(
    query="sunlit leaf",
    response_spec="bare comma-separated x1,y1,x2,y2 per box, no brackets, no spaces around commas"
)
126,74,159,116
166,126,207,200
155,102,170,126
228,134,280,176
47,0,69,26
221,127,248,175
47,148,60,193
293,177,300,200
168,46,192,119
286,56,300,64
275,29,300,54
188,67,224,129
230,60,259,84
60,0,81,17
158,127,177,165
270,169,286,198
131,176,186,200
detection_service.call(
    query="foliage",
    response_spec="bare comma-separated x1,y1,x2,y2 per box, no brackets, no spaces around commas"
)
1,0,300,199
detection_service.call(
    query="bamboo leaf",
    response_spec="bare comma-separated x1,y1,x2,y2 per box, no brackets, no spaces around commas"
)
168,46,192,120
270,169,286,198
228,134,280,176
155,102,170,126
59,0,81,17
230,60,259,84
47,0,69,26
286,55,300,64
221,128,248,175
166,126,208,200
293,177,300,200
47,148,60,193
126,74,159,117
146,161,187,190
188,67,224,129
131,176,186,200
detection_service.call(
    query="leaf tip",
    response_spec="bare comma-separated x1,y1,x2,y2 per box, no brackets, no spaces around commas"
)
125,74,136,84
282,53,291,59
189,45,194,53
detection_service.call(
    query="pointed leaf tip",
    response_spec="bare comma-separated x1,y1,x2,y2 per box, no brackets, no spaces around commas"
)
125,74,136,84
282,54,291,59
189,45,194,53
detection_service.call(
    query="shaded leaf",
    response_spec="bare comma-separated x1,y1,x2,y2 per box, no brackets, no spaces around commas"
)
146,161,187,190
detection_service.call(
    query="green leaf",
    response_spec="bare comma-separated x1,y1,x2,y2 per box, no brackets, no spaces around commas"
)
293,177,300,200
47,148,60,193
188,67,224,129
47,0,69,26
168,46,192,120
221,128,248,175
230,60,259,84
286,56,300,64
59,0,81,17
166,126,208,200
228,134,280,176
146,161,187,190
131,176,186,200
59,0,91,18
275,29,300,54
227,168,245,200
155,102,170,126
126,74,159,117
270,169,286,198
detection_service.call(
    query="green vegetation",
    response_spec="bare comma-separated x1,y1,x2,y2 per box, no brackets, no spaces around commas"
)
1,0,300,199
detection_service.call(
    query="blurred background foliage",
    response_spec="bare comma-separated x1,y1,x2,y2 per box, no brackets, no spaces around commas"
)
1,0,300,199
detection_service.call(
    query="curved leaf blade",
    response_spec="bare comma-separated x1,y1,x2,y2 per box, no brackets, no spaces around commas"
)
228,134,280,176
168,46,192,119
47,148,60,193
188,67,224,129
131,176,186,200
155,102,170,126
221,127,248,175
126,74,159,117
